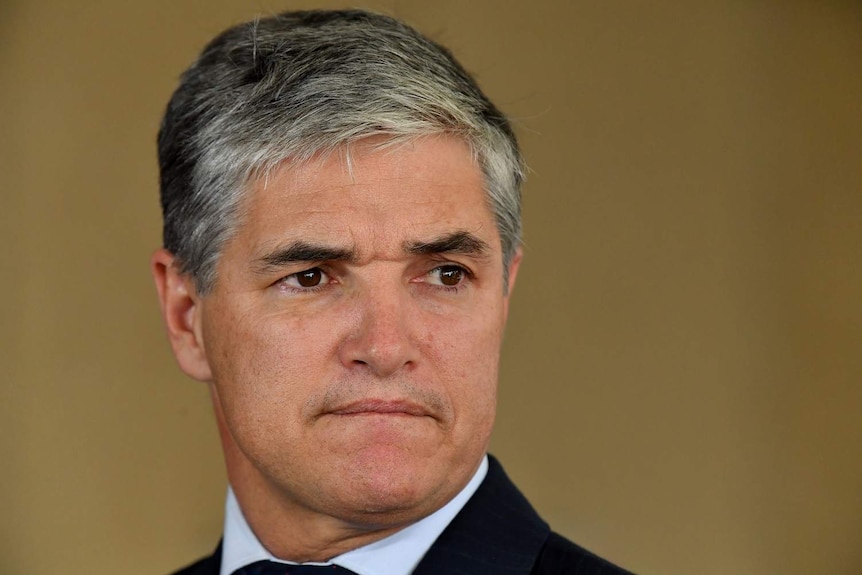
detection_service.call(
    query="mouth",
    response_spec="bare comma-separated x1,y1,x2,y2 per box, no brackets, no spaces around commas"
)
328,399,431,417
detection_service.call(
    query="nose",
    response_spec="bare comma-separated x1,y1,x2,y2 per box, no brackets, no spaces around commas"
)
338,282,420,377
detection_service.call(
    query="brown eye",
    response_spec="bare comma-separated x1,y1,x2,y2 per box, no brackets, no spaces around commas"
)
295,268,323,287
438,266,464,286
280,267,331,292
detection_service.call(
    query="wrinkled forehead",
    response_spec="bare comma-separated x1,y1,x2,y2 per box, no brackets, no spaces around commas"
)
238,135,488,216
225,135,501,259
243,134,483,196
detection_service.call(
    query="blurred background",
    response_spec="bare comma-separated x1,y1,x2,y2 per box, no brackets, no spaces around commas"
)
2,1,860,574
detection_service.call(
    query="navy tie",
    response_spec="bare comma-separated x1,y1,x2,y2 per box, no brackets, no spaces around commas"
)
234,560,357,575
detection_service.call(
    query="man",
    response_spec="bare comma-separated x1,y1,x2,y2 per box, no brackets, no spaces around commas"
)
152,9,633,575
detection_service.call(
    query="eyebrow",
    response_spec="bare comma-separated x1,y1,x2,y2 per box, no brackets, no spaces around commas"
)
253,241,355,274
252,230,491,275
405,231,491,258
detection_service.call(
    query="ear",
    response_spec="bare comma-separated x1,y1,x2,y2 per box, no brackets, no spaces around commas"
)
502,247,523,321
150,248,213,381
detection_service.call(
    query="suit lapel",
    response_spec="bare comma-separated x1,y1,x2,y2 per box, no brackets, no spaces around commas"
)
412,455,550,575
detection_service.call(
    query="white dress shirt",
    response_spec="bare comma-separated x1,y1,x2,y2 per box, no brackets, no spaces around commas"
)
220,455,489,575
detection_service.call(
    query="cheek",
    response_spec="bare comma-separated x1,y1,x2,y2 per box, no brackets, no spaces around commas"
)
204,306,335,434
427,306,503,426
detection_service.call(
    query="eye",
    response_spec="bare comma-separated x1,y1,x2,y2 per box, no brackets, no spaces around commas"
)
280,267,329,290
428,265,470,288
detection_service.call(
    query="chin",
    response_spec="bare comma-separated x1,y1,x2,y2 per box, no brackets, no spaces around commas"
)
329,445,456,522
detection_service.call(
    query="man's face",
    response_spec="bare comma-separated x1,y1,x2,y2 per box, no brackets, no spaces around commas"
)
172,136,520,528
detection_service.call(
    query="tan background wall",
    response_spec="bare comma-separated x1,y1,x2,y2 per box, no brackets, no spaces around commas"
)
2,1,860,574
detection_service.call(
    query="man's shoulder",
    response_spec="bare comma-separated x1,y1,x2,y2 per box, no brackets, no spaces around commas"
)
532,531,635,575
415,455,635,574
170,543,221,575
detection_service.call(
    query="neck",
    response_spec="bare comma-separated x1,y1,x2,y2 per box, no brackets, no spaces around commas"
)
229,471,409,562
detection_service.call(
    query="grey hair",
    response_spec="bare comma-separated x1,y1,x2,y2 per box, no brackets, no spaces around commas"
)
158,9,524,294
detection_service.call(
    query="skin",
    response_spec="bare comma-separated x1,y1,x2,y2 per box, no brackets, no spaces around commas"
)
152,135,522,561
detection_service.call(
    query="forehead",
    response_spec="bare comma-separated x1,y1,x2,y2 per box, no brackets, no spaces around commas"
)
232,136,500,257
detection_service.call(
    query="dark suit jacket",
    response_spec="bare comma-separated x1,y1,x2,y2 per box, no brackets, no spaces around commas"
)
173,456,635,575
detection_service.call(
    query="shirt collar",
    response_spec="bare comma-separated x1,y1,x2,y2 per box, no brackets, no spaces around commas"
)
220,455,488,575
